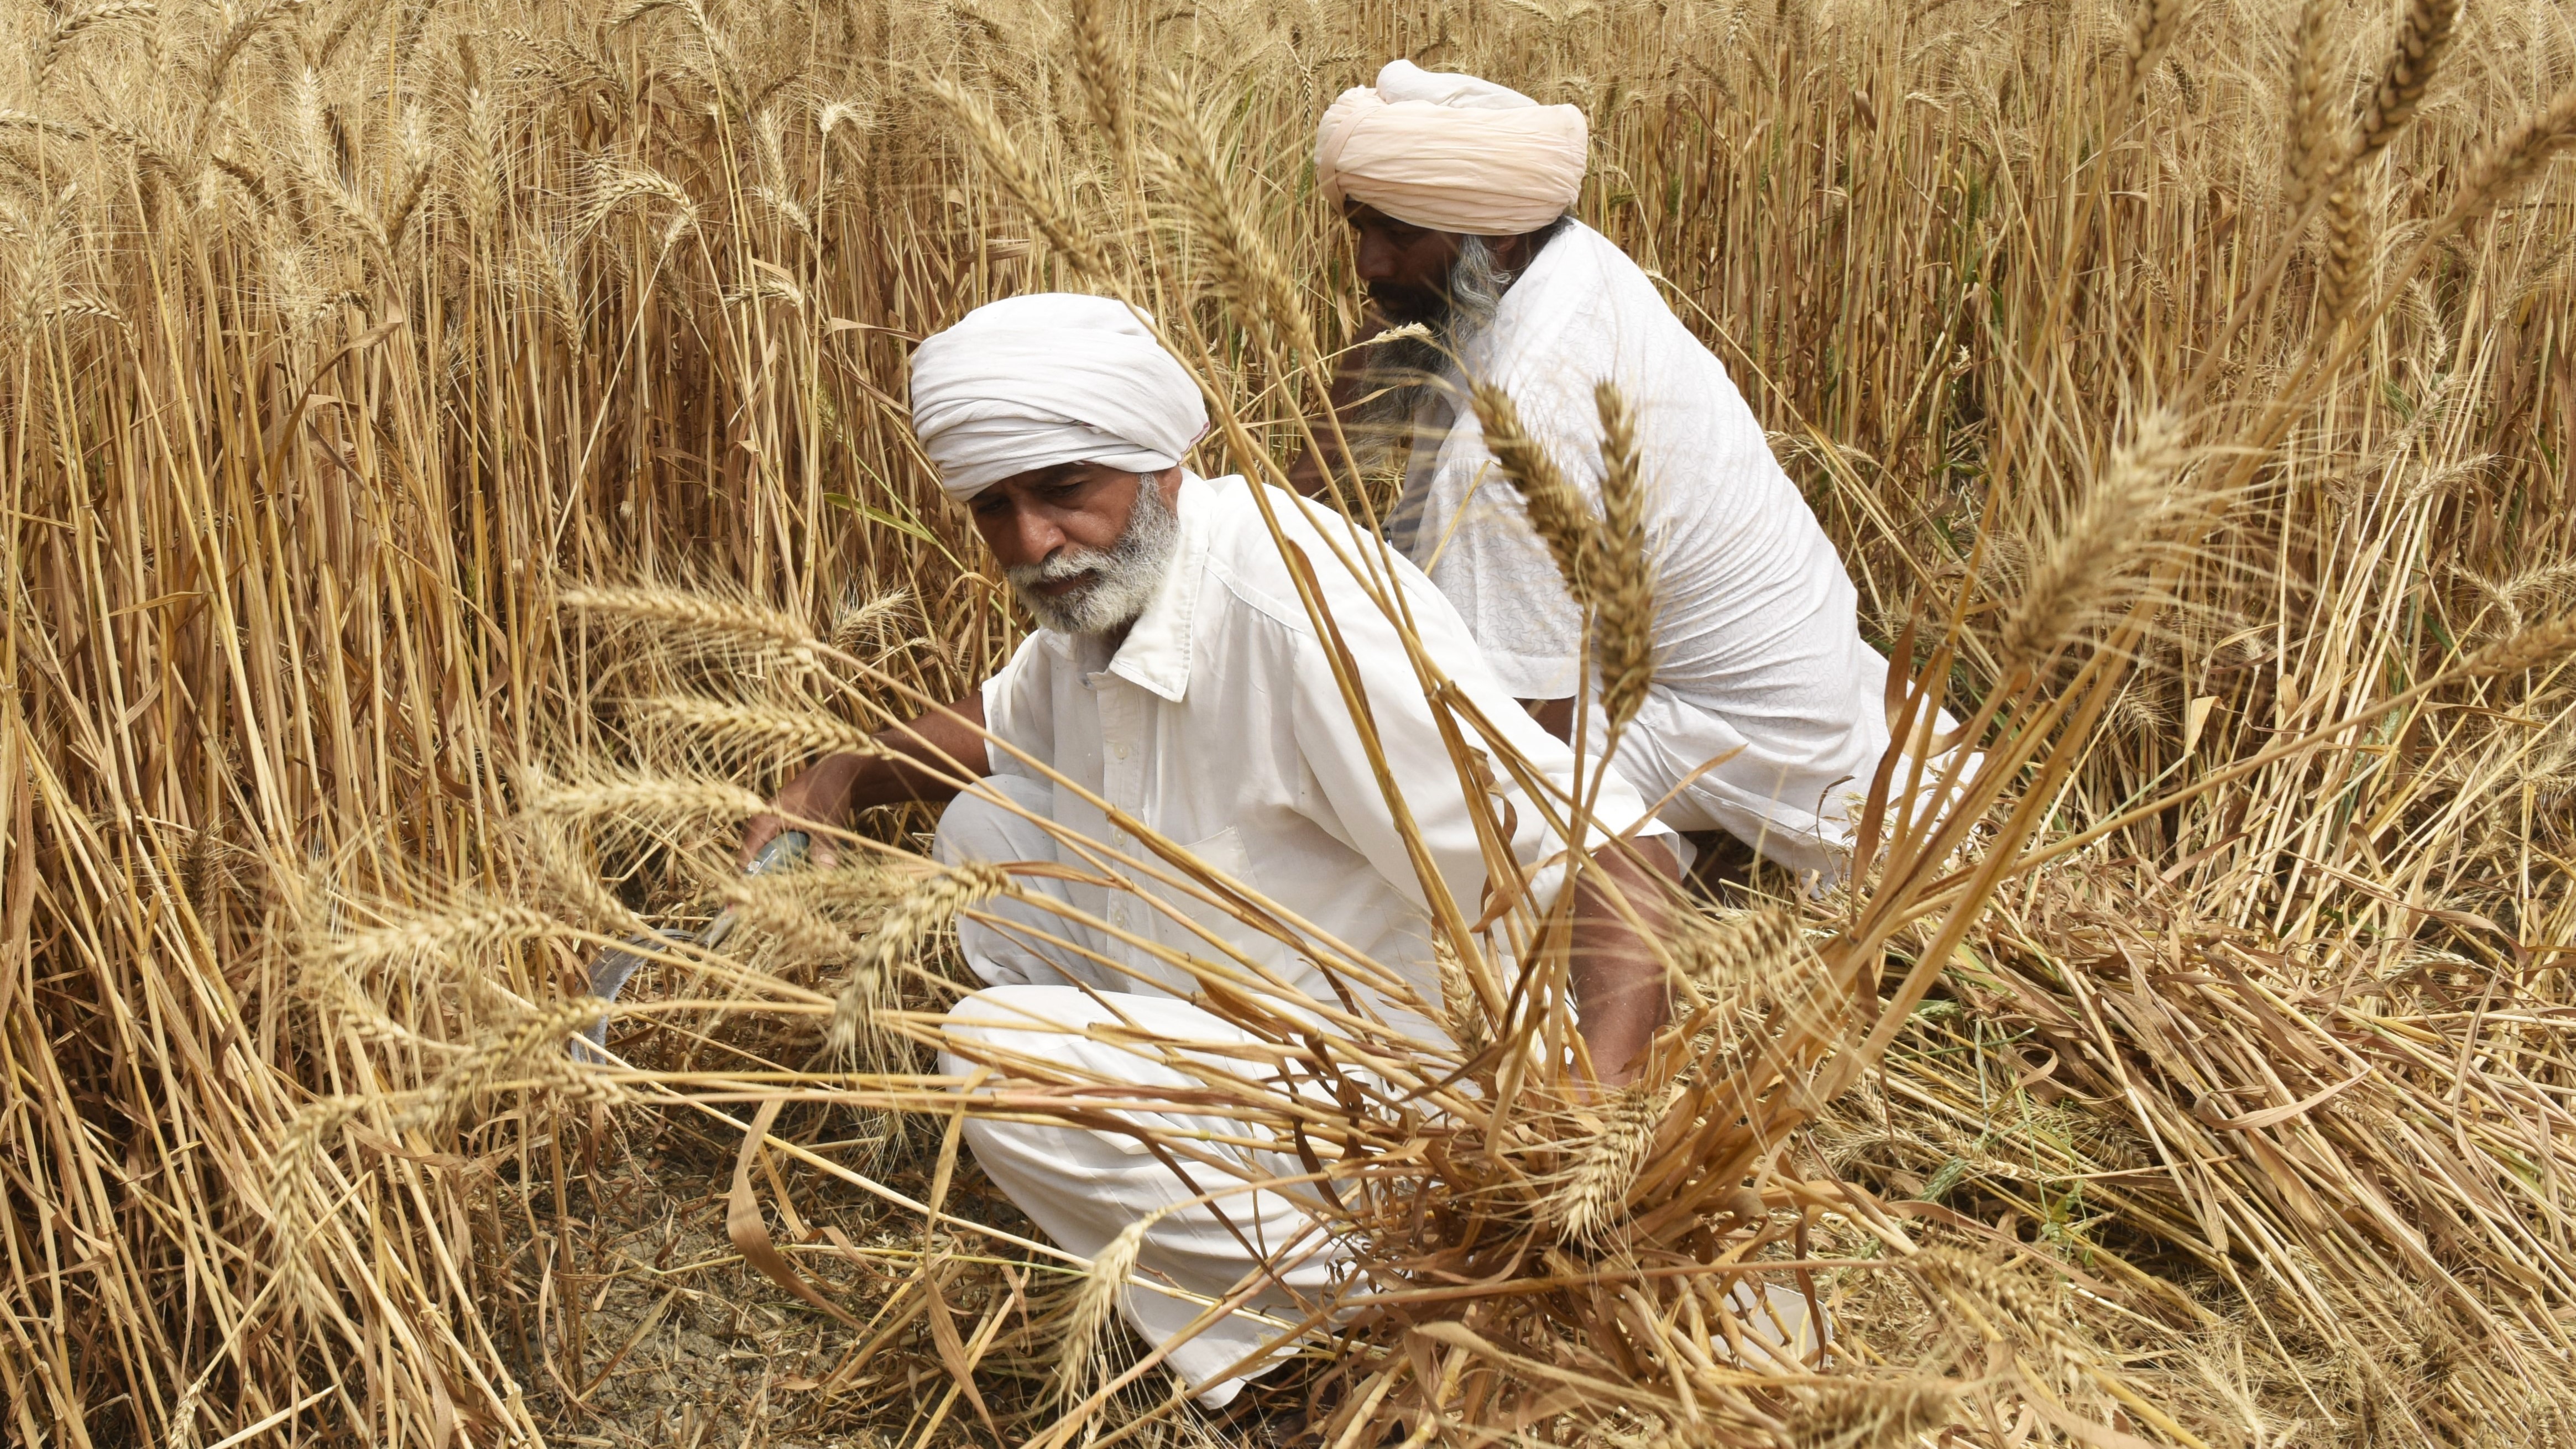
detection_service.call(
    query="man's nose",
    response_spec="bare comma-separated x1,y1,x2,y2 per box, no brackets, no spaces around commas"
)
1353,230,1397,282
1000,504,1067,566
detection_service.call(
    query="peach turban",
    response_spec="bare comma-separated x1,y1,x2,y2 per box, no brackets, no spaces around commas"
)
1314,60,1589,237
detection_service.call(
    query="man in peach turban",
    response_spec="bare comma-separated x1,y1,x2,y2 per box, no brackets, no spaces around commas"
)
1299,60,1958,887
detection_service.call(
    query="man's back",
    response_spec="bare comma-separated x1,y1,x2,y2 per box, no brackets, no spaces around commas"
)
1393,222,1896,875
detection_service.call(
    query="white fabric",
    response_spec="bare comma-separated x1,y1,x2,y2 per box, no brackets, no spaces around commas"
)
1384,221,1938,881
931,473,1673,1401
937,984,1345,1408
908,294,1206,499
1315,60,1587,236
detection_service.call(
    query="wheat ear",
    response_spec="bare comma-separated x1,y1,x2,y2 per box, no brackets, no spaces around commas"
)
2353,0,2458,170
2431,88,2576,239
2116,0,2192,119
557,584,823,664
2460,611,2576,678
1054,1209,1166,1401
1780,1378,1959,1448
1998,409,2192,671
1591,383,1657,735
828,862,1011,1059
1551,1082,1669,1244
1146,75,1316,359
2281,0,2336,211
1474,382,1600,599
927,76,1108,281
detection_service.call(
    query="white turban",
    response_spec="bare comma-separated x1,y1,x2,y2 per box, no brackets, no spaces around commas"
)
908,294,1206,500
1314,60,1588,237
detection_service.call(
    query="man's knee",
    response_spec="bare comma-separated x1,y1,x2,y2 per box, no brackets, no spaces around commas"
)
931,774,1056,870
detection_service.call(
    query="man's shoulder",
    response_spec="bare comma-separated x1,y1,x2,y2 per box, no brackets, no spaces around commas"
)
1188,476,1429,637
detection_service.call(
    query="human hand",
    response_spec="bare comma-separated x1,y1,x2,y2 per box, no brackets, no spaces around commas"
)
741,754,861,869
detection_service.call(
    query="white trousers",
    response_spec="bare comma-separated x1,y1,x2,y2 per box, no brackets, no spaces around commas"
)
932,780,1345,1406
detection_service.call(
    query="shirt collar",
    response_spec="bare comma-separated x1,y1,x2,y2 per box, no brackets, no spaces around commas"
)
1103,473,1214,702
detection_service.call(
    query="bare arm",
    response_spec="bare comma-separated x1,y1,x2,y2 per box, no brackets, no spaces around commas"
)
1567,836,1680,1087
739,692,990,867
1521,696,1576,742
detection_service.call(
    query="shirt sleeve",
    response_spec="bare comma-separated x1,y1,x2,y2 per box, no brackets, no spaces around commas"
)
1285,549,1668,923
978,635,1056,782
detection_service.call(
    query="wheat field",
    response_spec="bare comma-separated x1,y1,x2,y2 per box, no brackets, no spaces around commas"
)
3,0,2573,1443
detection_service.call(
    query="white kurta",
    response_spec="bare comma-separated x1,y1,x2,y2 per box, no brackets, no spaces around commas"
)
1386,221,1912,880
933,473,1669,1404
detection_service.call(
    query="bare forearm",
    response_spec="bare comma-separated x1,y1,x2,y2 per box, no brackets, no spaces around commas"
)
742,692,988,865
844,693,990,812
1569,838,1680,1086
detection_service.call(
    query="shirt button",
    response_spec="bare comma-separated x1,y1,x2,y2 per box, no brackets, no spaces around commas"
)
1114,744,1131,759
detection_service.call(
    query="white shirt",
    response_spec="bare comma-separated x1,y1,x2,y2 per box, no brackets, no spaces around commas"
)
980,473,1667,1039
1387,222,1903,877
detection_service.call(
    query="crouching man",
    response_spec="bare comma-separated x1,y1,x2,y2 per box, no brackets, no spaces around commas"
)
740,294,1680,1406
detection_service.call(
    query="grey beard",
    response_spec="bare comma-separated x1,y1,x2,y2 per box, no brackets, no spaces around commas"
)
1005,476,1180,636
1347,232,1539,446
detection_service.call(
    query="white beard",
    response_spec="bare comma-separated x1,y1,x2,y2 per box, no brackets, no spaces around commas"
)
1004,478,1180,636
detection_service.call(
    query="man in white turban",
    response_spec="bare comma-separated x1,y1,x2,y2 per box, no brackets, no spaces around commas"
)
743,293,1682,1408
1297,61,1952,885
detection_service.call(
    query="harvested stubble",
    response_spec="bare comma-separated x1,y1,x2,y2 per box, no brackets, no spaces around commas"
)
3,0,2572,1446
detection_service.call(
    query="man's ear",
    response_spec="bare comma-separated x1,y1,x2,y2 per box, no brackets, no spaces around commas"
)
1152,464,1185,507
